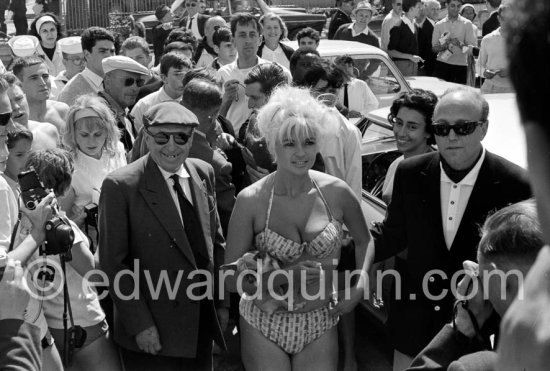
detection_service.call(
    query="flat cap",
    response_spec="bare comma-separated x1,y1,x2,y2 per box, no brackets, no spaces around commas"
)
144,102,199,127
58,36,82,54
8,35,39,57
353,1,374,15
102,56,150,75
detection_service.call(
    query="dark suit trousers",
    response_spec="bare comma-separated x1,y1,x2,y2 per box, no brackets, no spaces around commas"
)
433,61,467,84
120,301,213,371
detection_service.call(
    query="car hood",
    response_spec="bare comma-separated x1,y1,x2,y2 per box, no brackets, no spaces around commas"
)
405,76,465,97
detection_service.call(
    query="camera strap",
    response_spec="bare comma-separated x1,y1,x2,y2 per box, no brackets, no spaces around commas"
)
61,255,76,367
7,210,22,253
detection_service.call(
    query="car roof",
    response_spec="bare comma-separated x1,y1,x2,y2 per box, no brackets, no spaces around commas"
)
363,93,527,168
283,40,388,58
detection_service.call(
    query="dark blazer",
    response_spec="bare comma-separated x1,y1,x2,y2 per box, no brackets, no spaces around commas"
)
328,9,352,40
406,325,497,370
482,11,499,37
372,151,530,356
99,155,226,358
388,20,419,57
417,19,437,76
152,21,171,66
257,41,295,63
179,13,209,38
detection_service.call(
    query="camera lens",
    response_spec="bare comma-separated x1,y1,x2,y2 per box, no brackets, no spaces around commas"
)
26,200,37,210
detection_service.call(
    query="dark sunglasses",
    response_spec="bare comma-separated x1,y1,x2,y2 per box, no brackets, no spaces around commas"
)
0,112,11,126
185,2,197,6
122,77,145,87
144,125,193,145
66,57,84,66
432,120,485,136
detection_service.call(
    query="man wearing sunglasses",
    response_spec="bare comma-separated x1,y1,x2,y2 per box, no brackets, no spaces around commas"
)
99,55,150,153
172,0,210,39
99,102,227,371
369,87,530,370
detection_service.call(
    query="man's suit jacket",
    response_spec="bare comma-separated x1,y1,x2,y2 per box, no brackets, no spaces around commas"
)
177,13,209,38
372,151,530,356
406,324,497,370
99,155,226,358
418,19,437,76
482,11,499,37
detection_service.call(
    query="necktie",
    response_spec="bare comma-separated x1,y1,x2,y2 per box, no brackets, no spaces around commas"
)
117,114,134,152
343,83,349,109
188,16,194,31
170,175,209,269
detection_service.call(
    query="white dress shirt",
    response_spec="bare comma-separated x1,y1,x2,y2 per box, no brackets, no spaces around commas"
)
337,77,379,116
440,148,486,249
187,14,201,39
158,165,193,227
260,44,290,70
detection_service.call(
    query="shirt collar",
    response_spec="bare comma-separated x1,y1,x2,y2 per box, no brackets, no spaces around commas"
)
440,147,486,186
158,163,191,182
348,23,371,36
160,86,182,101
81,67,103,88
402,16,416,33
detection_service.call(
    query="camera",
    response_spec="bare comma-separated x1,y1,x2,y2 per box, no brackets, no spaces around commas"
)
44,216,75,257
18,168,49,210
84,203,98,229
64,325,87,367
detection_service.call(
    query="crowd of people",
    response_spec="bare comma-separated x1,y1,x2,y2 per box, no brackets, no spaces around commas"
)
0,0,548,370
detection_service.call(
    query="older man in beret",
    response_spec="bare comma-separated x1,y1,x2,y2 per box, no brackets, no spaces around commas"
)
99,101,227,370
99,55,150,152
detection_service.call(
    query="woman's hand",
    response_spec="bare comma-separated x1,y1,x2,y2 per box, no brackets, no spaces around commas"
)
329,285,364,317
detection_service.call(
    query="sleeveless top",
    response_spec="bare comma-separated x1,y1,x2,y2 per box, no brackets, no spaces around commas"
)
254,179,343,265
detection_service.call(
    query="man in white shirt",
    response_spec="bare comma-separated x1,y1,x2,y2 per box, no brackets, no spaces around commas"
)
370,87,530,371
57,27,115,106
334,55,379,118
431,0,477,84
218,13,291,133
381,0,404,51
173,0,210,39
52,36,85,99
479,4,513,93
131,53,192,132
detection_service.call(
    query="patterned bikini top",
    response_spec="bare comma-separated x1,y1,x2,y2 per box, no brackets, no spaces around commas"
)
254,179,343,264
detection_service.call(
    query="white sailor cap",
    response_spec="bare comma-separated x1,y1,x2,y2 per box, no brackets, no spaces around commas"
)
58,36,83,55
8,35,40,57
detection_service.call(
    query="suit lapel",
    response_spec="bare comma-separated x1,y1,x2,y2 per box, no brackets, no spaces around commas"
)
139,156,197,267
421,153,447,248
185,161,213,262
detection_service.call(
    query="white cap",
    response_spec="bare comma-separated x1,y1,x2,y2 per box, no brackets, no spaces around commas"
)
171,0,185,13
58,36,82,55
8,35,40,57
102,56,150,75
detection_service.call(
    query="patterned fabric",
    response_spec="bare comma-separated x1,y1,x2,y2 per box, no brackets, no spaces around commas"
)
239,297,339,354
254,178,343,265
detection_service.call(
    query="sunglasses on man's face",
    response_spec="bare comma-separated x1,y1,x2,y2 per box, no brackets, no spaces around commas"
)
144,125,193,145
121,77,146,87
185,2,197,7
66,57,84,66
432,120,484,136
0,112,12,126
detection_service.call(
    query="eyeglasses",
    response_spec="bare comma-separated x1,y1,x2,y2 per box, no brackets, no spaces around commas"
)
432,120,485,136
144,125,193,145
185,2,197,7
0,112,11,126
65,57,84,66
121,77,146,87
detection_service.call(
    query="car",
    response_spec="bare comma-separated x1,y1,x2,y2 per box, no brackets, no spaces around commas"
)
135,0,326,44
358,93,526,326
283,40,463,110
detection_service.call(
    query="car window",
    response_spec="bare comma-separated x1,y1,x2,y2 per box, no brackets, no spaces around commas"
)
361,121,401,201
353,56,403,108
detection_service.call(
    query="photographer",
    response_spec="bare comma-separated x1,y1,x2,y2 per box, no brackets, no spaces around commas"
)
22,149,121,371
406,199,544,370
0,259,42,370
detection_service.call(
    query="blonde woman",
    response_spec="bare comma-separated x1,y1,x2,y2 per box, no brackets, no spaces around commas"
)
225,86,373,370
60,95,126,230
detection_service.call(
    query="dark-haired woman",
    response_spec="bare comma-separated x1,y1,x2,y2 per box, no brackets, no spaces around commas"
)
382,89,438,203
29,13,65,76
